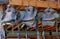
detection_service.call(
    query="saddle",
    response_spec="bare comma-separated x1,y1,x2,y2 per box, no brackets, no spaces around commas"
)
2,7,20,25
20,6,38,27
41,8,59,26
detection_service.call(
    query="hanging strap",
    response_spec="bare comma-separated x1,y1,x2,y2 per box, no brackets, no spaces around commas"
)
58,0,60,8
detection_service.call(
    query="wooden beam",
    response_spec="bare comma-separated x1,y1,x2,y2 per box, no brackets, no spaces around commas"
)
9,0,58,9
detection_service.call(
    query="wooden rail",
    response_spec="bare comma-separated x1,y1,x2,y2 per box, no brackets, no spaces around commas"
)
7,36,60,39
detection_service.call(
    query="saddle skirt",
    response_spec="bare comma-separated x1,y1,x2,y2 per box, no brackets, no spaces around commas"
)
42,12,59,20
